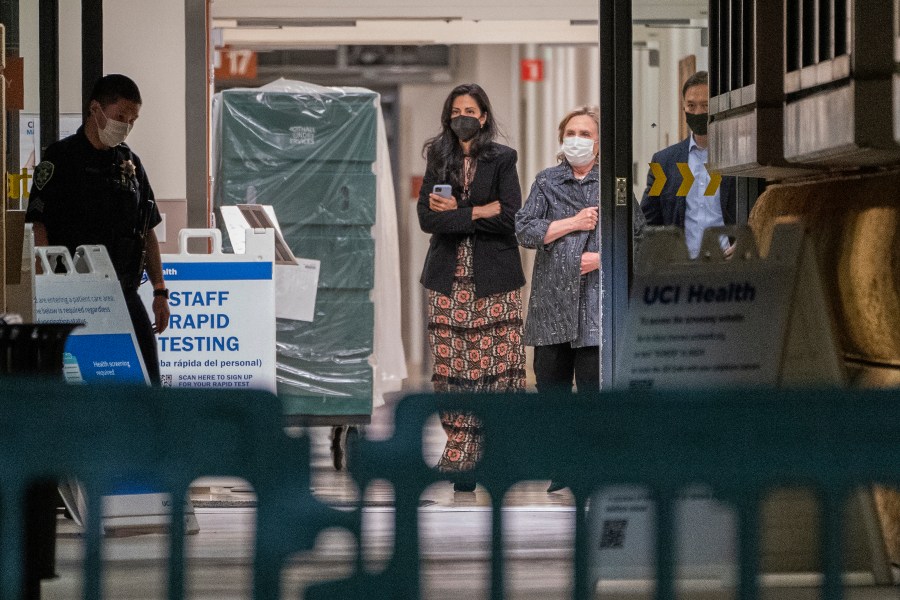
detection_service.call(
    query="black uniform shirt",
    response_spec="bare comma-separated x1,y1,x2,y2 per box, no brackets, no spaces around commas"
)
25,126,161,288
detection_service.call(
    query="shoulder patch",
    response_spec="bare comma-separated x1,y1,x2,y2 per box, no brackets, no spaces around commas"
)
33,161,55,191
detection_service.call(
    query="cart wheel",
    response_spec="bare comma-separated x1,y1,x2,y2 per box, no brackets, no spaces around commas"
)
344,426,360,471
330,426,345,471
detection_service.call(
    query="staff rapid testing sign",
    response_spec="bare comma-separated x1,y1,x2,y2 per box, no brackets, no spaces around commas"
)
142,228,276,393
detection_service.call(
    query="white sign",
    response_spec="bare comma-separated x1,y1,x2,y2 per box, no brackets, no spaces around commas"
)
589,485,737,581
274,261,320,322
34,245,189,533
619,223,844,389
592,223,846,583
58,479,199,536
142,228,276,393
218,204,320,321
34,245,149,384
19,113,83,169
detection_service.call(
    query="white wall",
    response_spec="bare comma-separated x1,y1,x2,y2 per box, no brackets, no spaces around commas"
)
58,3,83,113
656,25,708,150
397,81,443,371
633,43,661,199
210,0,707,23
19,1,82,113
18,2,37,112
103,0,187,201
211,0,599,21
522,44,601,186
17,0,188,203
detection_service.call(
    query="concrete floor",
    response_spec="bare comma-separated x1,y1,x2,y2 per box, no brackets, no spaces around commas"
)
37,392,900,600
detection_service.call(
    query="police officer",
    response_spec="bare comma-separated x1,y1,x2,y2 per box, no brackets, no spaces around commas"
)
26,74,170,385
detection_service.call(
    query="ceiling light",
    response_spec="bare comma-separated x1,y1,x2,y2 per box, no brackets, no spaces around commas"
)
235,18,357,28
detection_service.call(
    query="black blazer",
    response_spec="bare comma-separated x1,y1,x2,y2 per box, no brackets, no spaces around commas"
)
639,137,737,227
418,143,525,298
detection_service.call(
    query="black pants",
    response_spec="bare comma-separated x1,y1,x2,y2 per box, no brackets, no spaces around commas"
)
533,343,599,394
123,287,160,386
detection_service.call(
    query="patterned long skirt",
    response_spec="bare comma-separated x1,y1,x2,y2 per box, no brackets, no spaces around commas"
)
427,237,525,473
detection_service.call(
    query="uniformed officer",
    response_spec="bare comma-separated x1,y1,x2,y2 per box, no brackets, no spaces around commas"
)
26,74,170,385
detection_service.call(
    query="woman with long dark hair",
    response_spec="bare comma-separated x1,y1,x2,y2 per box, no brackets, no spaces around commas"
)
417,83,526,492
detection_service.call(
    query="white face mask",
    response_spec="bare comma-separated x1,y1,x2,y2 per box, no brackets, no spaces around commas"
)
95,106,132,147
561,135,596,167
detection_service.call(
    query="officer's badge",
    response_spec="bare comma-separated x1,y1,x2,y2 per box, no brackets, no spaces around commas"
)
120,159,136,186
33,161,54,190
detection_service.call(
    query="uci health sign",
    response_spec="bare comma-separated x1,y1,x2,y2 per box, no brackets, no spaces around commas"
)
142,228,276,393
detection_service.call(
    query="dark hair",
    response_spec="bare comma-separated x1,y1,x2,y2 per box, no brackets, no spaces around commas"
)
681,71,708,99
421,83,499,189
89,74,142,107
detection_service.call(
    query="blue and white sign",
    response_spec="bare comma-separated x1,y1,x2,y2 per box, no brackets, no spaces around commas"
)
142,228,276,393
34,244,197,534
34,245,149,384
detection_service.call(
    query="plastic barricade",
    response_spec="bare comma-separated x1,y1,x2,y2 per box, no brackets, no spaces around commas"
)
0,323,79,598
0,379,346,600
0,385,897,599
327,390,900,599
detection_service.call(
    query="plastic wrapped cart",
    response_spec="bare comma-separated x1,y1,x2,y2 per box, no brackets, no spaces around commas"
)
212,79,406,423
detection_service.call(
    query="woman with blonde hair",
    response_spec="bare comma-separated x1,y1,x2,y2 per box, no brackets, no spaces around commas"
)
515,106,605,491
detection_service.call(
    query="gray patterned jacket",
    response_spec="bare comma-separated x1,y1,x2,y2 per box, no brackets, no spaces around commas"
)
516,162,600,348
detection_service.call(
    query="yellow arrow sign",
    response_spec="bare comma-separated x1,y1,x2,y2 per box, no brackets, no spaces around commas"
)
648,162,666,196
704,163,722,196
676,162,694,196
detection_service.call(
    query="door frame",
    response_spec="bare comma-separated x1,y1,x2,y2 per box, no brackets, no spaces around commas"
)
598,0,634,388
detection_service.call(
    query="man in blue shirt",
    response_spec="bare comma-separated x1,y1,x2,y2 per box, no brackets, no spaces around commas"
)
639,71,736,258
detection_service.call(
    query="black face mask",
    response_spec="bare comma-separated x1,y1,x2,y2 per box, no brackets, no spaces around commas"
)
450,115,482,141
685,111,708,136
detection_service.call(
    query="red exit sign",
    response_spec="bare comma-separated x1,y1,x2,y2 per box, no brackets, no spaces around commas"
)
520,59,544,82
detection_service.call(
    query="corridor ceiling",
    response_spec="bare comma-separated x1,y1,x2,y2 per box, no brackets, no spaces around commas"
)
211,0,709,47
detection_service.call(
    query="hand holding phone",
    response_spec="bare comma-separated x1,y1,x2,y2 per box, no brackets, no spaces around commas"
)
429,184,457,212
432,184,452,198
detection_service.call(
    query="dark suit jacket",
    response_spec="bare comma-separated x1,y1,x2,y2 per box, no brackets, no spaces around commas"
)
639,137,736,228
418,143,525,298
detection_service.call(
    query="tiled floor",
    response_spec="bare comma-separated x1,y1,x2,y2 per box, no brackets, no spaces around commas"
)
37,391,900,599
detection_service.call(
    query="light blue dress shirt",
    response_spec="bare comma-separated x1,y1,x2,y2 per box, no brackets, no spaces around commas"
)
684,134,725,258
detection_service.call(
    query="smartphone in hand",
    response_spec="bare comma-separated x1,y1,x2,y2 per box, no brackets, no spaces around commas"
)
432,184,452,199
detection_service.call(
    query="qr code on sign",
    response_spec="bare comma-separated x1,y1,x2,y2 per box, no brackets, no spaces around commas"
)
599,519,628,548
160,374,173,387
